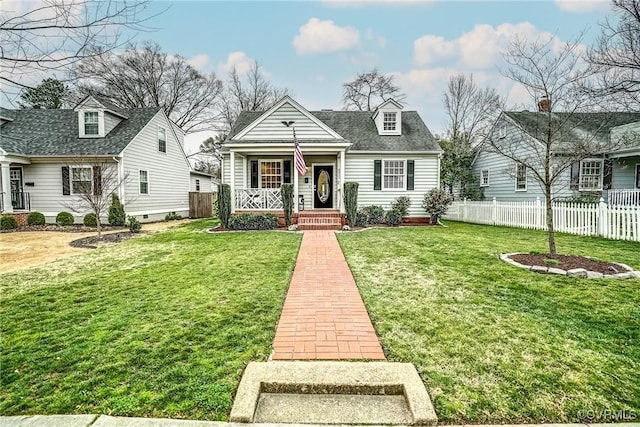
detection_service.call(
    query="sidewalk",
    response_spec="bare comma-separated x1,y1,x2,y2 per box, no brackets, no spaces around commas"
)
271,230,385,360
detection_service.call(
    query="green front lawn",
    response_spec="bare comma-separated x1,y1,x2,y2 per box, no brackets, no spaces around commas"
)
0,221,301,420
337,222,640,424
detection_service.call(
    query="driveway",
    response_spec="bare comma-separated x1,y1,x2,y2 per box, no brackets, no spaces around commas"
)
0,220,192,274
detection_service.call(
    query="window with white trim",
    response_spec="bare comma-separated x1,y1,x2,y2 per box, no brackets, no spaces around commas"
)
260,161,282,189
72,167,92,194
383,112,397,131
480,169,489,187
515,163,527,191
195,179,200,191
579,159,603,191
158,128,167,153
84,112,99,135
383,160,405,190
139,170,149,194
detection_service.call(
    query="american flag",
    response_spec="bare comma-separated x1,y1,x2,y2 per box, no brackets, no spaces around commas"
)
293,128,307,176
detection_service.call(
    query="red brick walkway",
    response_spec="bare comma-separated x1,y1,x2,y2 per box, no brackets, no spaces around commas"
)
271,230,385,360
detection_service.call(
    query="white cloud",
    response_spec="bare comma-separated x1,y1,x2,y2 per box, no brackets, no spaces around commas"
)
293,18,360,55
414,22,563,69
187,54,212,72
555,0,610,13
217,51,254,76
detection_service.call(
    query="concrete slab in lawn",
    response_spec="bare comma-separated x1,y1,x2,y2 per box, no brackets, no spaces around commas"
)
91,416,225,426
229,361,437,425
0,415,97,427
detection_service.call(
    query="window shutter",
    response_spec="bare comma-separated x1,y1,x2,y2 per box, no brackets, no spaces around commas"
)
374,160,382,190
407,160,415,190
570,161,580,190
62,166,70,195
603,159,612,190
93,166,102,196
250,160,258,188
283,160,291,184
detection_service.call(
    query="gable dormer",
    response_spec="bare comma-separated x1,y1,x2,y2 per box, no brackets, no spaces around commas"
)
74,95,128,138
372,99,403,136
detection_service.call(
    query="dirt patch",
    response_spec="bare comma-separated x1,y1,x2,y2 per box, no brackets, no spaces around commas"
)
70,232,137,249
509,253,631,275
1,224,124,233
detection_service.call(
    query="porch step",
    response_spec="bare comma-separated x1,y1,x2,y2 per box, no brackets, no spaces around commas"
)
297,211,342,230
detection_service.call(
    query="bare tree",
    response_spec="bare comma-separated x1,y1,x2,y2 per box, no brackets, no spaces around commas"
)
218,60,289,132
441,74,504,197
63,157,129,238
72,41,222,133
1,0,157,99
493,35,622,257
342,68,406,111
586,0,640,109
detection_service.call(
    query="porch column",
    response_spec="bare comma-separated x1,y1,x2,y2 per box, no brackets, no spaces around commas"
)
0,161,12,213
229,150,236,213
293,151,299,214
339,150,346,213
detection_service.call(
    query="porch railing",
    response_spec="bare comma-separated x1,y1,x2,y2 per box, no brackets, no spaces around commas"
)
235,188,283,210
608,189,640,205
11,191,31,210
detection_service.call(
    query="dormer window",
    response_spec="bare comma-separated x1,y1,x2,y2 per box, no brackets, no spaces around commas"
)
383,112,397,131
84,112,99,135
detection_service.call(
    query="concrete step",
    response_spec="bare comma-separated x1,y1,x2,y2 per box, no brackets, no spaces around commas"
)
230,361,437,425
297,224,342,230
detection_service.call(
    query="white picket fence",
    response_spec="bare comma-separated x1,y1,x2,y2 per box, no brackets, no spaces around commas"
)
443,197,640,241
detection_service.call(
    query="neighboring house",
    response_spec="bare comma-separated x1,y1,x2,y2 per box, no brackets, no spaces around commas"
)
220,96,442,224
190,170,219,193
0,96,192,223
472,110,640,202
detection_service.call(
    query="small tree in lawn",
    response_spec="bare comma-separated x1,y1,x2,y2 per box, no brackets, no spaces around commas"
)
280,183,294,227
423,188,453,225
343,182,359,227
63,157,128,239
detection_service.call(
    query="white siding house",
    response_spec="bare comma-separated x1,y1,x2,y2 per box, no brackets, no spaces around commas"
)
0,96,192,223
220,96,442,224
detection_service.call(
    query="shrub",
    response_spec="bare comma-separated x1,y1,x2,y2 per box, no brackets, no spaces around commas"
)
355,209,369,227
1,214,18,230
229,213,279,230
128,215,141,233
281,183,294,226
391,196,411,218
27,211,46,226
83,213,97,227
108,194,126,226
422,188,454,224
343,182,359,227
384,209,402,226
363,205,385,224
165,212,183,221
56,211,74,226
217,184,231,228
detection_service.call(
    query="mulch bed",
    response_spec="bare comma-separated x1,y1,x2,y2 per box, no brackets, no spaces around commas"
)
2,224,124,233
509,253,631,275
70,232,138,249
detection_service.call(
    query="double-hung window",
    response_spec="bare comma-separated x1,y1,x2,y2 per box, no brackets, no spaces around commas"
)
158,128,167,153
195,179,200,191
579,159,603,191
515,163,527,191
260,161,282,189
481,170,489,187
383,160,405,190
84,112,99,136
72,167,92,194
139,170,149,194
383,112,397,131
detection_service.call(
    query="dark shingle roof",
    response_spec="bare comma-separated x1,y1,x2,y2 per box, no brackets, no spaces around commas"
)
227,110,440,152
505,111,640,147
0,107,160,156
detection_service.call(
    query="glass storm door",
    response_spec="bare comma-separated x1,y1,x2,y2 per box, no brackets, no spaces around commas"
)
313,165,333,209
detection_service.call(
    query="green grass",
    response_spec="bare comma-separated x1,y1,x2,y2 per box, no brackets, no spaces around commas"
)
337,222,640,424
0,220,301,420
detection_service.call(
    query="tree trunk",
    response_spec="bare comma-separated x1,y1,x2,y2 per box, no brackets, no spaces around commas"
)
545,189,556,257
97,215,102,239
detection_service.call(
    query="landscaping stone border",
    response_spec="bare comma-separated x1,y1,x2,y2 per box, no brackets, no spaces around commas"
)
500,253,640,279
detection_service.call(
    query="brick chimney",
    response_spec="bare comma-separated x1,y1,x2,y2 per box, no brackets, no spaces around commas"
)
538,96,551,112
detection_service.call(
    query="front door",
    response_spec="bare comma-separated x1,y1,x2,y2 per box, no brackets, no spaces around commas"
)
10,167,24,210
313,165,333,209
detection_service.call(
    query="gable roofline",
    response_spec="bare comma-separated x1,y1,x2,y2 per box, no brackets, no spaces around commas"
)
232,95,344,140
372,98,404,119
74,95,129,119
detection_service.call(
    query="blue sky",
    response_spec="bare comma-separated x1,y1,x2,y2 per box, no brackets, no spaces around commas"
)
4,0,616,153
